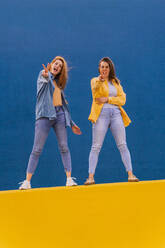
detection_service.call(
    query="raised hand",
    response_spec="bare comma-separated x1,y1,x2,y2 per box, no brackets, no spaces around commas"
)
98,75,105,82
42,63,50,78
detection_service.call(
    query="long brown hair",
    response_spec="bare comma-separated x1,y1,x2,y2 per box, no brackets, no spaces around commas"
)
49,56,68,89
99,57,120,84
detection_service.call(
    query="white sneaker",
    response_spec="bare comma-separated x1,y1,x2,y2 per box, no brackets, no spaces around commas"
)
66,177,77,186
19,180,31,190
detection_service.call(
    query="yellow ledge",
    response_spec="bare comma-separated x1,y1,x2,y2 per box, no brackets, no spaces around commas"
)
0,180,165,248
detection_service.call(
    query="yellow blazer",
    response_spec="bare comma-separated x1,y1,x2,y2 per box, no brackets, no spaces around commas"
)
88,77,131,127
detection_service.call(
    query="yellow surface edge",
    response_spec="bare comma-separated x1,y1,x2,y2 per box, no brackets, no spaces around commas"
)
0,180,165,248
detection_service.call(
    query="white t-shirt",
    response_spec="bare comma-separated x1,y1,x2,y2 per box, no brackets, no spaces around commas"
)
103,81,118,109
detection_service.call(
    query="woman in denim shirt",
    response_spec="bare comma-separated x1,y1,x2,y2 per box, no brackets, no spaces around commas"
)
84,57,138,185
19,56,81,189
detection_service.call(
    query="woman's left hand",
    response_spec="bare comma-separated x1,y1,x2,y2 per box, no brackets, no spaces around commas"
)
72,125,82,135
95,97,108,104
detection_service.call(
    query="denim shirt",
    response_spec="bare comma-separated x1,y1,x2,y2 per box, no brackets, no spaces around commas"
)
35,70,75,128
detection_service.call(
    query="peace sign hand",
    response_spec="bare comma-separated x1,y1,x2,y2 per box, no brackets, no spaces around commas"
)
42,63,50,78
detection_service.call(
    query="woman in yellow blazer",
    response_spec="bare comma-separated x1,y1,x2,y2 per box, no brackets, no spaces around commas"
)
84,57,138,185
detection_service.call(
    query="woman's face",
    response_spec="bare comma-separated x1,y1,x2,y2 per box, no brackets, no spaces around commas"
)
50,59,63,76
99,61,110,80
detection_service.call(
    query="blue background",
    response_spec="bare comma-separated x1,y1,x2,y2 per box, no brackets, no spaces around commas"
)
0,0,165,190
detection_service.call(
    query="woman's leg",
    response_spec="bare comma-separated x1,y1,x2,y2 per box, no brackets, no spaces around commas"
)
110,109,133,173
88,110,110,177
53,110,77,186
26,118,51,181
53,111,72,174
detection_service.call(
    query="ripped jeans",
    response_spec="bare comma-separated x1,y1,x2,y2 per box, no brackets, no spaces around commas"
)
89,107,132,174
27,107,71,174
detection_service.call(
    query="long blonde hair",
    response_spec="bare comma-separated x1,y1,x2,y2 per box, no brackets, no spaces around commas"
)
49,56,68,89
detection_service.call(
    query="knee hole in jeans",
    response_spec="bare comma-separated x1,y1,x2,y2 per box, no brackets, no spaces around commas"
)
31,148,43,157
91,144,102,153
117,143,128,152
59,144,69,153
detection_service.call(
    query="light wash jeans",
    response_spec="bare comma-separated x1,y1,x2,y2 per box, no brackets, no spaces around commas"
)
89,107,132,174
27,107,71,174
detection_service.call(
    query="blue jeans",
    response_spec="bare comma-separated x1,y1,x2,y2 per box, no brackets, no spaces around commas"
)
89,108,132,174
27,107,71,174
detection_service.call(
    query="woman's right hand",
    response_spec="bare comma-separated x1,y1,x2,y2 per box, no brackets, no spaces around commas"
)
42,63,50,78
93,75,105,93
98,75,105,82
94,75,105,90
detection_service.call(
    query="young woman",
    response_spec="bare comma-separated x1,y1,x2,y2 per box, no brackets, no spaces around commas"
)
85,57,138,185
19,56,81,189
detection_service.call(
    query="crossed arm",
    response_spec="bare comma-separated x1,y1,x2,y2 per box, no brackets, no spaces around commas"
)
91,77,126,106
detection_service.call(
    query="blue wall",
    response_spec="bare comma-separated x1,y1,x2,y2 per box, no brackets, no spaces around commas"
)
1,0,165,190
